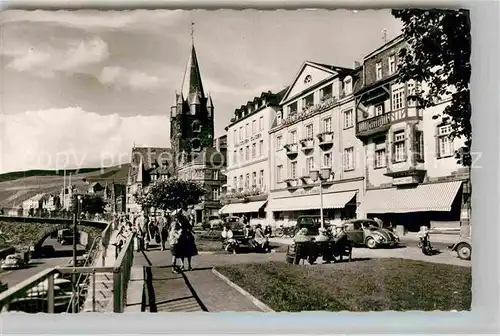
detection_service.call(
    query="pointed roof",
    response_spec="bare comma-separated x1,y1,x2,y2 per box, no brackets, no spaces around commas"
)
207,94,214,108
181,44,205,99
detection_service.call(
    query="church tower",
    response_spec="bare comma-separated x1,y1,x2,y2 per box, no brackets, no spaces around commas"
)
170,23,215,159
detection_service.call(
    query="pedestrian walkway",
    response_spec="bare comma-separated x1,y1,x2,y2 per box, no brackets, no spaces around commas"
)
81,229,119,312
133,246,277,312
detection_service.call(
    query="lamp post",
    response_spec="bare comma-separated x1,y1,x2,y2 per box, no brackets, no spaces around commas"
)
310,168,333,229
72,194,82,313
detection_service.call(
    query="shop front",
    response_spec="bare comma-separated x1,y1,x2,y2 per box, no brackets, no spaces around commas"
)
219,200,268,225
358,180,466,236
267,190,358,228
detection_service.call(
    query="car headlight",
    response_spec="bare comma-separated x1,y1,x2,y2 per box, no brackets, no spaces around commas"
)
373,233,385,242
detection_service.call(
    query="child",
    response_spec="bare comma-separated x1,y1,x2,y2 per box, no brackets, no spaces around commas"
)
169,222,182,273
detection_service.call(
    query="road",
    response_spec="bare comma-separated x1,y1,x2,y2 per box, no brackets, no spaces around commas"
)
0,238,86,288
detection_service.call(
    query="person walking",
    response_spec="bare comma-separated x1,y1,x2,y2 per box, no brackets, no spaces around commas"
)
157,213,170,251
175,210,198,271
135,211,149,252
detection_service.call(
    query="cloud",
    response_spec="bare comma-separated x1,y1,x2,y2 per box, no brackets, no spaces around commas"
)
1,10,184,31
6,36,109,77
98,66,162,90
0,107,170,173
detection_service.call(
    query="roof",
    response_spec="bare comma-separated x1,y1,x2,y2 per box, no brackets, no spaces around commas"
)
181,44,205,99
129,147,174,185
363,34,405,60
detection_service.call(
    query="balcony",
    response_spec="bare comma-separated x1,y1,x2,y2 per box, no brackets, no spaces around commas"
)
317,132,334,147
356,110,408,138
300,137,314,151
284,143,299,157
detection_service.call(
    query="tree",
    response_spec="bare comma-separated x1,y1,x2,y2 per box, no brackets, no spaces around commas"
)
136,179,206,212
392,9,471,166
70,194,107,215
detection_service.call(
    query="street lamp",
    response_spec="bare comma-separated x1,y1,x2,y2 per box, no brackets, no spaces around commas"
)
310,167,334,229
72,194,82,313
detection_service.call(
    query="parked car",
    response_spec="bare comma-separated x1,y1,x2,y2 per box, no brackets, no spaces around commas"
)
342,219,399,249
1,253,26,269
207,215,224,229
57,229,77,245
448,236,471,260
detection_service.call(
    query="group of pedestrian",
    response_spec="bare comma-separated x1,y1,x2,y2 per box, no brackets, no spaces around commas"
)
112,209,198,273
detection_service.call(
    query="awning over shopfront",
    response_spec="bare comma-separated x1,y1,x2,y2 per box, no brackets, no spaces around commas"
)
358,181,463,214
267,191,357,212
220,201,267,214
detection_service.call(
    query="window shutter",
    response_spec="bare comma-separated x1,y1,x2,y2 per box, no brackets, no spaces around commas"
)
387,134,393,165
411,125,418,163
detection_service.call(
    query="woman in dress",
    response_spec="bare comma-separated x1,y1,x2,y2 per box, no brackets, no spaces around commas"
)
169,220,182,273
175,211,198,271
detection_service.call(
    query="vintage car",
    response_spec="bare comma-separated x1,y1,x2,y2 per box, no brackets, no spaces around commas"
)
342,219,399,249
1,253,26,269
449,236,471,260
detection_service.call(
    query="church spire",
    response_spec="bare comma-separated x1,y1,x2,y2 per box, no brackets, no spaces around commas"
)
181,22,205,99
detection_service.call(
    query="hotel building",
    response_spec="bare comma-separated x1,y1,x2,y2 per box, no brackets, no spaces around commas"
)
354,35,471,236
267,61,365,227
220,91,285,225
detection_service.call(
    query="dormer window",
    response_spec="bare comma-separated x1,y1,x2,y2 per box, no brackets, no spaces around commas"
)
277,110,283,125
192,121,201,133
344,76,353,95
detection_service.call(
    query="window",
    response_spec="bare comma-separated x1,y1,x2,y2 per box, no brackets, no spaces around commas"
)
259,170,264,187
375,149,386,168
239,175,243,190
437,125,454,158
415,131,424,161
289,130,297,144
233,130,238,144
321,85,332,99
245,173,250,189
323,152,332,168
306,157,315,174
305,124,314,138
259,140,264,156
277,111,282,125
252,172,257,187
252,120,256,134
233,150,237,164
392,85,405,110
322,117,332,133
290,161,297,179
192,121,201,132
343,147,355,170
245,123,249,138
252,143,256,158
289,102,298,116
343,109,354,129
245,146,250,160
393,131,406,162
344,77,352,95
214,170,219,180
239,127,243,140
388,55,396,74
375,103,385,116
277,165,284,182
259,116,264,131
302,94,314,109
239,148,244,161
407,81,417,107
376,61,382,80
212,187,220,201
276,135,282,149
233,177,237,189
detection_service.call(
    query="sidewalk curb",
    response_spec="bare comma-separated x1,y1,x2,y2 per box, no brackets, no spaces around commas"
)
211,268,274,313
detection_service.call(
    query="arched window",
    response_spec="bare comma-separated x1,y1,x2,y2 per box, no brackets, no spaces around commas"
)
192,121,201,133
276,110,283,125
191,138,201,151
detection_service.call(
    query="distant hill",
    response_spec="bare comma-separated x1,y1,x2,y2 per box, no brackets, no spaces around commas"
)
0,164,130,209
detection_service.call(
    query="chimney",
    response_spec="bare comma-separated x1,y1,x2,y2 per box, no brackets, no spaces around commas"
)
354,61,361,68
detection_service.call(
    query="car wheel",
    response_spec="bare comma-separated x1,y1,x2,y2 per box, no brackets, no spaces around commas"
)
456,243,471,260
365,237,377,249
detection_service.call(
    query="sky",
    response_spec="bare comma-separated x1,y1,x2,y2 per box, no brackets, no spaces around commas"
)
0,9,402,173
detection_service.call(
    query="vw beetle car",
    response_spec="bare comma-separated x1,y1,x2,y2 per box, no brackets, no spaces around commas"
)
1,253,25,269
449,236,471,260
342,219,399,249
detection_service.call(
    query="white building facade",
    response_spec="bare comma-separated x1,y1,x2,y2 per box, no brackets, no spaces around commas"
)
220,91,285,225
267,61,365,228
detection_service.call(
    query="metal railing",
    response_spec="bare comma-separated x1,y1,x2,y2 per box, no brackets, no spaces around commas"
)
0,232,136,314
